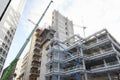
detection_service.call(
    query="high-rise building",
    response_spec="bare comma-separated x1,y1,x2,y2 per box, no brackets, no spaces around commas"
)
16,52,29,80
0,0,27,74
18,28,55,80
51,10,74,42
18,29,42,80
0,0,11,21
46,29,120,80
17,10,74,80
13,59,22,80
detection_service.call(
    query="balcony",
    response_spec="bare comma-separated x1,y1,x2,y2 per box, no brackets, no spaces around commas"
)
35,29,41,37
46,65,84,76
63,53,82,62
30,69,40,77
34,47,41,53
39,35,52,47
33,52,42,57
85,50,115,61
46,68,64,76
64,65,84,74
32,57,40,62
85,38,110,49
31,62,41,68
90,61,120,73
46,58,60,65
106,61,119,66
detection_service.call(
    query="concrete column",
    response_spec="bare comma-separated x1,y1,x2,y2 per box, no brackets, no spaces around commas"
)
116,55,120,64
58,75,60,80
58,51,60,71
95,36,98,43
111,43,120,57
99,47,103,54
58,50,60,80
107,73,112,80
103,59,107,67
80,48,88,80
84,73,88,80
80,48,83,57
111,43,116,52
77,47,81,56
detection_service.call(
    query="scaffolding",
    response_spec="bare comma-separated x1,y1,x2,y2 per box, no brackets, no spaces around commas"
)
46,29,120,80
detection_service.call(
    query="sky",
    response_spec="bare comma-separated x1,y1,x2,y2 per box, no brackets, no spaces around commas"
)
4,0,120,68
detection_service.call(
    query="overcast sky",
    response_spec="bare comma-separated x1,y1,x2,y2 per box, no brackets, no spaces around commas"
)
4,0,120,68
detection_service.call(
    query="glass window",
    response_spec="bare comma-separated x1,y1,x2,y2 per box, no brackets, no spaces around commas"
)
4,36,7,41
0,48,2,52
65,22,67,25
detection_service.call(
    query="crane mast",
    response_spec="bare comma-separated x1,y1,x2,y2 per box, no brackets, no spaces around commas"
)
1,1,53,80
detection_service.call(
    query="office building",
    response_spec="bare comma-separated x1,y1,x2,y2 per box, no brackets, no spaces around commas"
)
0,0,27,74
0,0,11,21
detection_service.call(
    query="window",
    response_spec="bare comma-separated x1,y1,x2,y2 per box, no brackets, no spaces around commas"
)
4,36,7,41
2,43,5,48
0,57,3,64
9,34,12,38
66,32,68,35
11,29,14,33
7,31,10,35
65,22,67,25
52,16,54,19
7,39,10,44
5,45,8,49
0,65,3,71
3,50,6,57
52,21,54,24
0,48,2,52
65,27,67,30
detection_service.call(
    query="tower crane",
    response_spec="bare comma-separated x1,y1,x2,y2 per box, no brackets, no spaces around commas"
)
74,24,87,38
1,0,53,80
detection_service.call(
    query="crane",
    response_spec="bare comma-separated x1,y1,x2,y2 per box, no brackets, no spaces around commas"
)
1,0,53,80
74,24,87,38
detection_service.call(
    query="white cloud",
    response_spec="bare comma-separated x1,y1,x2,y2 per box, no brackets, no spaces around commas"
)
56,0,120,40
21,0,120,40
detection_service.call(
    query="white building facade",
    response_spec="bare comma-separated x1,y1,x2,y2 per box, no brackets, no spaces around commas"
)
0,0,11,21
51,10,74,42
0,0,27,74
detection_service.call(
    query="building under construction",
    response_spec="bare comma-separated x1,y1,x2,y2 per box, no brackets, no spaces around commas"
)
46,29,120,80
17,10,74,80
18,28,55,80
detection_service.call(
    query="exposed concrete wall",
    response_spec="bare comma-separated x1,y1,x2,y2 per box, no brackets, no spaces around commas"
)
38,41,50,80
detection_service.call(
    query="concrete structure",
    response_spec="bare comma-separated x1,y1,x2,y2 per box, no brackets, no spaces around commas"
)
0,0,27,74
13,59,22,80
17,10,74,80
46,29,120,80
51,10,74,42
17,52,30,80
18,28,55,80
18,29,41,80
